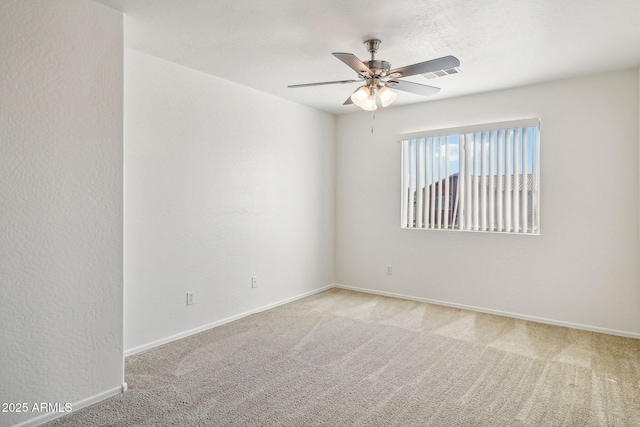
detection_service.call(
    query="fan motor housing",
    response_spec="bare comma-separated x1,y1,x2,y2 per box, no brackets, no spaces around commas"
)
365,60,391,76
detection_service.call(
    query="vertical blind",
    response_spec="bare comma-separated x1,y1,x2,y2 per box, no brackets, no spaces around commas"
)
401,119,540,234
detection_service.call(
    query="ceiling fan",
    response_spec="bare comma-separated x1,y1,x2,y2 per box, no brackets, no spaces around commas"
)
288,39,460,111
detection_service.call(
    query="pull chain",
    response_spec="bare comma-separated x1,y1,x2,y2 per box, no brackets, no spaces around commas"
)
371,111,375,134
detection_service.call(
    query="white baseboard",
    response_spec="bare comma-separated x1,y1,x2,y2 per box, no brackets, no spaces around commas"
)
124,285,334,357
334,284,640,340
12,383,126,427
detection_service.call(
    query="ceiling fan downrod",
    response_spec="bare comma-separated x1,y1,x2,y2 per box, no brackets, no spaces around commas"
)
363,39,390,78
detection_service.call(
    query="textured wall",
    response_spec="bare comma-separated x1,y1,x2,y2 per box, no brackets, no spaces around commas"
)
336,69,640,336
0,1,123,426
124,49,335,352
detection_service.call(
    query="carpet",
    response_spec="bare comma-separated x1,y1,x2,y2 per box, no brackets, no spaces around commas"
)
47,288,640,426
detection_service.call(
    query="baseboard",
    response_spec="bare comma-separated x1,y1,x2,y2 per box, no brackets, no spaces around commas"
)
12,383,126,427
124,285,334,357
334,284,640,340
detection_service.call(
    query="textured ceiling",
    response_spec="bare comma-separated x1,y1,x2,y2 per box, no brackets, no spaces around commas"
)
95,0,640,114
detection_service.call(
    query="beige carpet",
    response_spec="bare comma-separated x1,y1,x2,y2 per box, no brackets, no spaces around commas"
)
48,289,640,426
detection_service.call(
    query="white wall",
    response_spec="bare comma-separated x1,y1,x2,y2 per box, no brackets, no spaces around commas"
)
0,1,124,426
336,69,640,336
124,49,335,352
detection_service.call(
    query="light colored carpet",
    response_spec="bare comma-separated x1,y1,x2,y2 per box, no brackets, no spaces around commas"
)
48,289,640,426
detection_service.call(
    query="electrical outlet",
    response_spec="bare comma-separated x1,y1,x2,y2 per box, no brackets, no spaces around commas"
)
386,265,393,275
186,292,194,305
251,276,258,288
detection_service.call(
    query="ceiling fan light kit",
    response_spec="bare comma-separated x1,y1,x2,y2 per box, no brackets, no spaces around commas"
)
351,86,378,110
288,39,460,111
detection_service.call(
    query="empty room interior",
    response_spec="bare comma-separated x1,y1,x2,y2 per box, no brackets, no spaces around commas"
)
2,0,640,426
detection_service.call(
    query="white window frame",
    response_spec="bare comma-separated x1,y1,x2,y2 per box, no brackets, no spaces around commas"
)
400,118,540,235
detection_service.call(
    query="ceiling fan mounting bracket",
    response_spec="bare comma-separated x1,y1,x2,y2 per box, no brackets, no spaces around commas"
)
364,39,381,55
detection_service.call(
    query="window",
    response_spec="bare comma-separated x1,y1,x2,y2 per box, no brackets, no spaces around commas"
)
401,119,540,234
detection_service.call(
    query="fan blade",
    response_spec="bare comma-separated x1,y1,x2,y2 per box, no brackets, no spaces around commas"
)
387,55,460,78
389,80,441,97
332,53,373,76
288,79,359,88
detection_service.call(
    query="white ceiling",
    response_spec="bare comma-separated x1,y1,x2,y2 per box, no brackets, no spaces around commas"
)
95,0,640,115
